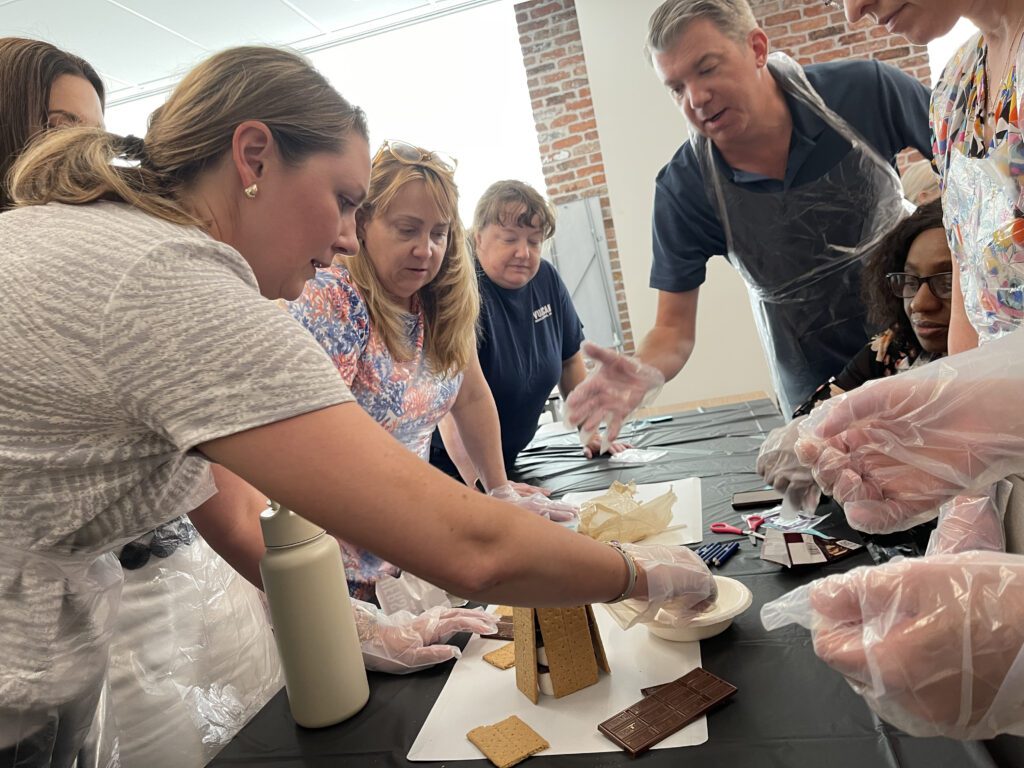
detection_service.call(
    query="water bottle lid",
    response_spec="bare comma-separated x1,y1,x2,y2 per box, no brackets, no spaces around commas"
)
260,503,326,548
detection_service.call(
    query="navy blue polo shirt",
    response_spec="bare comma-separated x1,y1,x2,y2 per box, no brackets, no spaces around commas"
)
429,259,584,472
651,58,934,292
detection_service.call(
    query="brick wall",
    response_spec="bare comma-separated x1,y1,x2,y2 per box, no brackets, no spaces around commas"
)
514,1,932,352
515,0,635,353
752,1,930,81
751,0,931,168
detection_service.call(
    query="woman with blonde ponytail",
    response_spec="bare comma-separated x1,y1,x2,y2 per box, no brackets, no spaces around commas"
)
0,44,715,768
0,39,287,768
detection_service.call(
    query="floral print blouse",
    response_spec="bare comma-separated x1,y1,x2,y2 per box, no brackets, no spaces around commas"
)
289,264,462,600
931,32,1024,339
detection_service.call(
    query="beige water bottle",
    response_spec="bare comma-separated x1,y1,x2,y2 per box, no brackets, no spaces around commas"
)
259,502,370,727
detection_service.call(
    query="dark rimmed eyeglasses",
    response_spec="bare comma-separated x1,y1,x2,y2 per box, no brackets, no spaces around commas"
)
885,271,955,299
375,140,458,174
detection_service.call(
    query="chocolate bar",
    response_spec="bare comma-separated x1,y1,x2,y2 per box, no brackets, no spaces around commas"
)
599,667,736,756
482,616,515,641
639,682,670,697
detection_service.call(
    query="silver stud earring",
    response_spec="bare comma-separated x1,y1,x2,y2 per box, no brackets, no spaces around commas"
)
244,183,258,199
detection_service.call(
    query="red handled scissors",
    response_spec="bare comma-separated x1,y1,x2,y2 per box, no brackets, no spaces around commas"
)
710,515,766,536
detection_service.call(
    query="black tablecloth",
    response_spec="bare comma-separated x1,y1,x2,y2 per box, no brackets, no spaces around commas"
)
210,399,1022,767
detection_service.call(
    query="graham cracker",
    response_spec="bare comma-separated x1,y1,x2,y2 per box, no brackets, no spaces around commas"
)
467,715,549,768
513,607,539,704
483,642,517,670
536,606,599,698
585,604,611,674
493,605,514,617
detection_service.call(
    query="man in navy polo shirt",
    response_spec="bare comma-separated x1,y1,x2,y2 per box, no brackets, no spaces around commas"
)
567,0,933,430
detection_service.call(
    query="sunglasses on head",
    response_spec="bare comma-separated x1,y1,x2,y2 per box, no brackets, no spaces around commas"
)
375,140,457,174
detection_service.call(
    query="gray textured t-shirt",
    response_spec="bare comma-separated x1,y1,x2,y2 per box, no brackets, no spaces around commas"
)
0,201,353,713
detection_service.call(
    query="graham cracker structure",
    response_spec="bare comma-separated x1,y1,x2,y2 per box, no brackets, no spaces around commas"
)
513,605,610,704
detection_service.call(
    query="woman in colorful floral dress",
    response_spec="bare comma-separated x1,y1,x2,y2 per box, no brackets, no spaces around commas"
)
289,141,522,599
763,0,1024,741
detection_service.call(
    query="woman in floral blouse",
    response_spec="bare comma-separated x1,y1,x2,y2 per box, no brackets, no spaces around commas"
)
289,141,520,599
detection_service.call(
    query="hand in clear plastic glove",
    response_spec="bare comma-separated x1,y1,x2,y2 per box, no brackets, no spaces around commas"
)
794,334,1024,533
761,552,1024,739
603,543,716,630
508,480,551,497
926,481,1010,555
352,600,498,675
488,484,579,524
565,341,665,445
582,437,631,460
756,416,820,513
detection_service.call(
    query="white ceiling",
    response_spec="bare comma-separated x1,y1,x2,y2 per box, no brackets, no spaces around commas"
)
1,0,496,104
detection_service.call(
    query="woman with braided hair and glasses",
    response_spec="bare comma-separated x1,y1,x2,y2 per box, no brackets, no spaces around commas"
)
757,199,951,557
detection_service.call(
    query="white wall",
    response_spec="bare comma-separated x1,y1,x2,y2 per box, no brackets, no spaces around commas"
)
575,0,775,409
928,18,977,85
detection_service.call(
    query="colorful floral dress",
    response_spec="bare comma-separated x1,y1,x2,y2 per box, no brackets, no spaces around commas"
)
932,32,1024,340
932,33,1024,555
289,264,462,599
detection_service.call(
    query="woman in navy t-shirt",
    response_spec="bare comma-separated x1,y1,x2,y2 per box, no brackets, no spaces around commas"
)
430,180,626,485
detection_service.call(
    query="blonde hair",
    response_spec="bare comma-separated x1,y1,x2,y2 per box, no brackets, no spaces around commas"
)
471,179,556,244
901,159,941,205
348,148,478,375
9,46,367,225
646,0,758,54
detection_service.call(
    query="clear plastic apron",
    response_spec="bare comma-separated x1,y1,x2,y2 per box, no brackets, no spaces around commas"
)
941,46,1024,555
694,52,906,417
942,52,1024,342
0,545,123,768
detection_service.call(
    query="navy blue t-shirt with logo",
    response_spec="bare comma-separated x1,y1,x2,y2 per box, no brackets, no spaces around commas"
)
430,259,584,473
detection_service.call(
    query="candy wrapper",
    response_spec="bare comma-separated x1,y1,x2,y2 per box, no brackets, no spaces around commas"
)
375,571,465,615
578,481,676,543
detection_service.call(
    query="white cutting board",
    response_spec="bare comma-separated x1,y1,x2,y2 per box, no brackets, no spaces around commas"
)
407,604,705,761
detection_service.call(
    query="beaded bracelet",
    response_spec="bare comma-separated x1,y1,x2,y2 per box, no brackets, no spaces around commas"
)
605,541,638,603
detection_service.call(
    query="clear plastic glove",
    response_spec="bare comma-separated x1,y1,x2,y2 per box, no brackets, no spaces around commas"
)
352,600,498,675
603,543,716,630
756,416,820,513
565,341,665,445
488,484,579,524
794,333,1024,533
508,480,551,497
761,552,1024,739
926,481,1010,555
583,437,631,460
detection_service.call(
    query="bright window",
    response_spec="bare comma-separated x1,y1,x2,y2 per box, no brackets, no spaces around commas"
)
105,1,545,222
928,18,978,86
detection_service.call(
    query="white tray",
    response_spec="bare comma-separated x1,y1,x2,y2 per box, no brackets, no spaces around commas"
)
407,604,705,761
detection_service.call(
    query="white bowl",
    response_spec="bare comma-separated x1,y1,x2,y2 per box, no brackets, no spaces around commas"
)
646,576,753,642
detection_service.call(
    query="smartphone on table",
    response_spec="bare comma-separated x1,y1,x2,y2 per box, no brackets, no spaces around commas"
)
731,488,783,510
